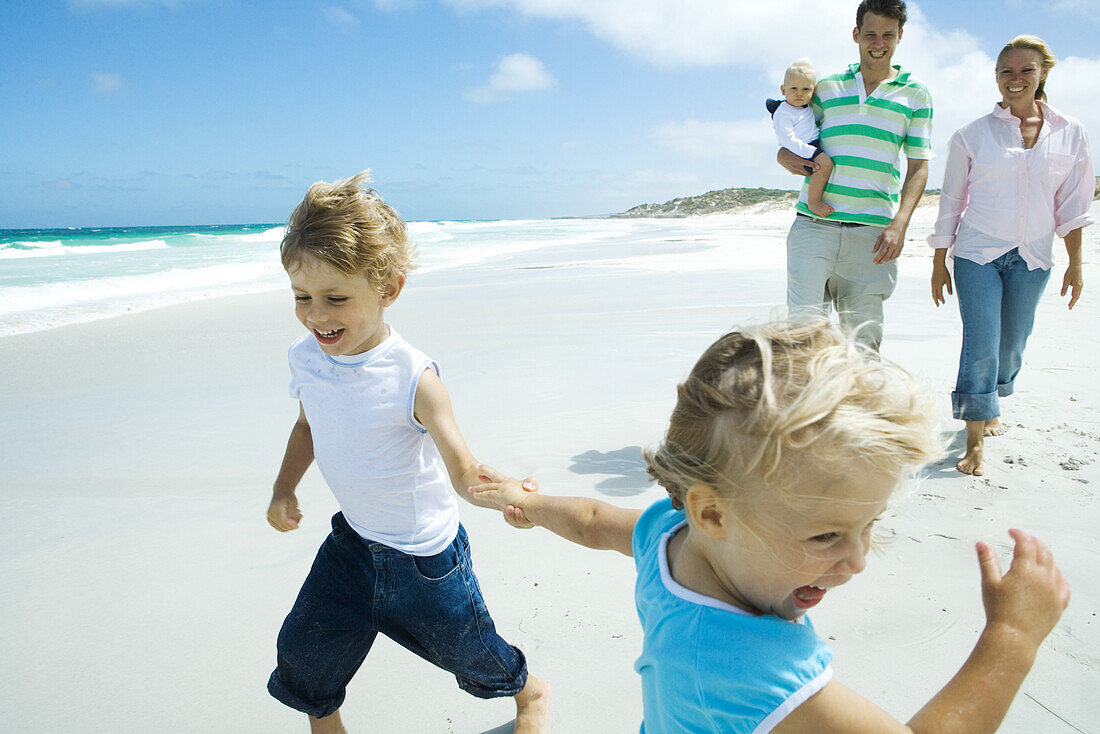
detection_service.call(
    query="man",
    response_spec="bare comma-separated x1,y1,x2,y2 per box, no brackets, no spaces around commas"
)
779,0,932,351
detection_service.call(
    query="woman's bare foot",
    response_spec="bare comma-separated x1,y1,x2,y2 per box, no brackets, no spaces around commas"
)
309,710,347,734
957,420,985,475
808,200,835,218
513,675,551,733
983,417,1008,436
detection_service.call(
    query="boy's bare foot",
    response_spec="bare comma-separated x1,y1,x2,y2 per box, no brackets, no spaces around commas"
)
984,417,1007,437
808,200,835,218
957,420,985,476
513,675,551,733
309,710,347,734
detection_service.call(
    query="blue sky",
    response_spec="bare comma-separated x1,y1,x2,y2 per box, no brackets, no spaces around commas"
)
3,0,1099,226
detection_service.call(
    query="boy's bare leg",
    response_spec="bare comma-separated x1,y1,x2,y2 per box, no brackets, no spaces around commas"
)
309,710,347,734
957,420,985,476
513,675,551,733
806,152,834,218
984,417,1007,436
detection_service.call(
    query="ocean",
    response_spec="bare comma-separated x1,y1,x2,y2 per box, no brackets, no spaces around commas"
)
0,217,675,336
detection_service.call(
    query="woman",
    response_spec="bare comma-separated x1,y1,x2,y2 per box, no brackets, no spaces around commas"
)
929,35,1094,476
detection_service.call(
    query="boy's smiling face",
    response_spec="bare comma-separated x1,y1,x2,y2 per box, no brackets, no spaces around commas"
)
287,254,404,357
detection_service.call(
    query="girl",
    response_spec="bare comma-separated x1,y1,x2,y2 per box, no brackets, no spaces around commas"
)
929,35,1094,476
471,320,1069,733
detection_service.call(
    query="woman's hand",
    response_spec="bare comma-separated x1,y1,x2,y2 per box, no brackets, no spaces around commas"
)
931,259,953,306
1061,263,1083,309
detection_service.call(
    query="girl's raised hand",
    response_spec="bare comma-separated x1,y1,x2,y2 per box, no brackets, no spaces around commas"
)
977,529,1070,647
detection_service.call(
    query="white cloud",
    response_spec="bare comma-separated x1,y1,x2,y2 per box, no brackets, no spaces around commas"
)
323,5,358,26
446,0,857,68
464,53,555,102
90,72,126,94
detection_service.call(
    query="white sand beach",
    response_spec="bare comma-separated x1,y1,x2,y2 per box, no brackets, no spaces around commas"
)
1,204,1097,733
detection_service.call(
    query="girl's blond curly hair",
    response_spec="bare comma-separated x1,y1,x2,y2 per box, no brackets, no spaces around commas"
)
645,320,942,511
280,170,415,291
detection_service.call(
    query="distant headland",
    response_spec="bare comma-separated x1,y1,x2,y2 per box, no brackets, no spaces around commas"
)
613,178,1100,218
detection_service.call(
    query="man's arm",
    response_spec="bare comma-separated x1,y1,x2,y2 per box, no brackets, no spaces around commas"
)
778,147,820,176
872,158,928,264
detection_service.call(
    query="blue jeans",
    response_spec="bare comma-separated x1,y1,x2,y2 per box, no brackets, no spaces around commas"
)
952,250,1050,422
268,514,527,718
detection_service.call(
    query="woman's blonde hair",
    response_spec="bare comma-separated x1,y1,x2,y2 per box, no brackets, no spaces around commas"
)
998,35,1057,102
645,320,941,511
280,170,415,291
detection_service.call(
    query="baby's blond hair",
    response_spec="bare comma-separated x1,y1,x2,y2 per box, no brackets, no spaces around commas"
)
280,170,415,292
646,320,941,512
784,58,817,85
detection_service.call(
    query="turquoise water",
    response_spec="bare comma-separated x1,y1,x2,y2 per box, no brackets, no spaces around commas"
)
0,218,648,336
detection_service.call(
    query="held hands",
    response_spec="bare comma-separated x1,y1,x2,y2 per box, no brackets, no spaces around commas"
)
468,464,539,530
267,494,302,532
977,529,1070,648
931,260,953,306
1061,264,1083,309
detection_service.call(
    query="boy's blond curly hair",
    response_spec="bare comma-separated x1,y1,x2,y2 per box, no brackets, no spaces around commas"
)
280,170,415,291
645,320,942,511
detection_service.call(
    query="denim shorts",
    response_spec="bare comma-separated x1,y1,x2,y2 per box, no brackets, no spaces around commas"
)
268,513,527,718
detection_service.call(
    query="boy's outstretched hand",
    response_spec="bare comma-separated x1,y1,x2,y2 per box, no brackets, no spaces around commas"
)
470,465,538,529
977,528,1070,646
268,494,302,532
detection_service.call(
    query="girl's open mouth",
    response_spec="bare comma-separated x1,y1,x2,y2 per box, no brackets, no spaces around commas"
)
793,585,827,609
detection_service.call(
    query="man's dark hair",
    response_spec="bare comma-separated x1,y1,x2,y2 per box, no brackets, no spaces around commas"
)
856,0,907,29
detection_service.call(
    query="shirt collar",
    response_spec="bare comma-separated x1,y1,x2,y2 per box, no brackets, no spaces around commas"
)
991,99,1065,125
846,62,907,85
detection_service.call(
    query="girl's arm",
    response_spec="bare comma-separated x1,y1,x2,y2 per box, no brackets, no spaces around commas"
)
1060,227,1083,309
267,402,313,531
773,529,1070,734
413,368,487,507
471,466,641,556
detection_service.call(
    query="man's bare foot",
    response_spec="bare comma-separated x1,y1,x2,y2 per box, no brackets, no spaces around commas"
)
808,200,835,217
957,420,985,475
984,417,1007,437
309,710,347,734
513,675,551,733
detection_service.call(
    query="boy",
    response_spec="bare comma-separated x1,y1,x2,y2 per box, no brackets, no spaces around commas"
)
265,171,549,734
767,59,834,218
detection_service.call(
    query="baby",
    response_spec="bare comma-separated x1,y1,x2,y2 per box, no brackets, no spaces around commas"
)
768,59,835,218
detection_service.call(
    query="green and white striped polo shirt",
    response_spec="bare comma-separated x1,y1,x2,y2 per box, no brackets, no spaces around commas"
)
796,63,933,227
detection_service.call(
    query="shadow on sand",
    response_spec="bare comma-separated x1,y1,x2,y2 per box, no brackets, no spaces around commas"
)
569,446,650,496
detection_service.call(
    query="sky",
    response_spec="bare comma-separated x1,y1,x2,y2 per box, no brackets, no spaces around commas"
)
3,0,1100,227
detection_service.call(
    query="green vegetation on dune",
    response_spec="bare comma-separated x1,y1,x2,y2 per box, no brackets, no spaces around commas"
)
612,187,798,218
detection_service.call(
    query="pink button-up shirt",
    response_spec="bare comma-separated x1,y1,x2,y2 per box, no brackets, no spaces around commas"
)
928,101,1094,270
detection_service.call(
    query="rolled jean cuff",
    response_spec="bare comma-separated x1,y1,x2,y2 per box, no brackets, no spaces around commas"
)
267,670,343,719
997,380,1015,398
457,645,528,699
952,390,999,422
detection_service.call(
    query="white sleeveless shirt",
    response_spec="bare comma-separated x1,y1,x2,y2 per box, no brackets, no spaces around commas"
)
288,325,459,555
